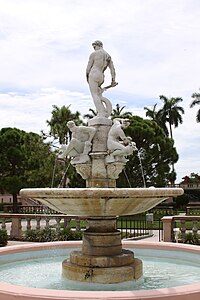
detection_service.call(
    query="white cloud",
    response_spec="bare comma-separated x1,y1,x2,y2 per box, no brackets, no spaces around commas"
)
0,0,200,182
0,88,93,133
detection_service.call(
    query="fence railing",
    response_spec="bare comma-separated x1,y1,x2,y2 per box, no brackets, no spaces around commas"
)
167,183,200,190
149,206,175,216
3,205,58,214
186,206,200,216
2,204,178,215
162,215,200,242
0,214,87,239
0,213,152,241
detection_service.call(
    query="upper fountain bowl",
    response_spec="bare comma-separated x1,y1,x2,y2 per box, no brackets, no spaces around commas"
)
20,187,183,217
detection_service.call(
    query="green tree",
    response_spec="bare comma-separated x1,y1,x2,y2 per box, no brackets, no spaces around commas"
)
158,95,184,139
47,105,81,144
158,95,184,178
174,194,190,209
0,128,59,211
83,108,97,119
190,89,200,122
22,132,61,188
144,104,168,136
117,116,179,187
144,103,158,120
83,104,132,120
47,105,84,187
111,104,132,119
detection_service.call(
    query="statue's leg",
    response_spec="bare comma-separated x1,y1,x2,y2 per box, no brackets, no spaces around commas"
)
126,144,136,155
111,146,125,157
64,140,83,157
89,77,106,117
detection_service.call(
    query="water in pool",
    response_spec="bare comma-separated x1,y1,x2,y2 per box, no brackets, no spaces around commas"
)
0,248,200,291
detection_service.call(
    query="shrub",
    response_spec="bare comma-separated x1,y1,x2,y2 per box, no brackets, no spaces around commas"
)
25,228,57,242
183,232,200,245
0,229,8,246
24,228,82,242
57,229,82,241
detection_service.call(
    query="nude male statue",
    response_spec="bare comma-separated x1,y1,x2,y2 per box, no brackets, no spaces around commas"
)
86,40,118,118
58,121,96,164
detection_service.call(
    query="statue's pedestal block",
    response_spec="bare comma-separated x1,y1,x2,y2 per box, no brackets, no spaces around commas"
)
62,217,143,283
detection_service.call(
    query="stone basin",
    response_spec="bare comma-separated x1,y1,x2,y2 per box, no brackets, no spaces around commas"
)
20,187,183,217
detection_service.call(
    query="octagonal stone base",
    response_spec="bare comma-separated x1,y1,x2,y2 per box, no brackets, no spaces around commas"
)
62,255,142,283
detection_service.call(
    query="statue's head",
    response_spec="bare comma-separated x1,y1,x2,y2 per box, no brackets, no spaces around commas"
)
92,40,103,48
67,121,75,129
121,119,130,128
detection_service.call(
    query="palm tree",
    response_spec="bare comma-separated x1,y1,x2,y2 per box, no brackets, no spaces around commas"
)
190,89,200,122
145,96,184,182
83,108,97,119
111,104,132,119
46,105,81,144
46,105,81,188
158,95,184,180
158,95,184,139
144,103,158,120
144,104,168,136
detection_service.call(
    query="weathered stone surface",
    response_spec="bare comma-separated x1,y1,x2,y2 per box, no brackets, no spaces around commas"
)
82,231,121,256
106,162,125,179
90,154,107,178
88,117,112,127
20,187,184,217
87,120,112,153
133,258,143,280
70,249,134,267
87,178,116,188
74,164,92,180
83,244,122,256
82,219,122,256
86,218,117,232
62,258,143,283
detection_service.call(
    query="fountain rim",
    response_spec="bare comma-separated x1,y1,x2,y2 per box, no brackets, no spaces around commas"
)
20,187,184,198
0,241,200,300
19,187,184,217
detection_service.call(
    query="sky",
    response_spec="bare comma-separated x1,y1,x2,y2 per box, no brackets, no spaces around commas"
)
0,0,200,183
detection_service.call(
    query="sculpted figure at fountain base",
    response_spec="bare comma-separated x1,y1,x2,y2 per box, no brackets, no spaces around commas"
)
58,121,96,164
106,118,137,164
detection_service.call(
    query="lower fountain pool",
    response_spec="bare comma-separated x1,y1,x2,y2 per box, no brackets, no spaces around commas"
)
1,241,200,300
1,246,200,291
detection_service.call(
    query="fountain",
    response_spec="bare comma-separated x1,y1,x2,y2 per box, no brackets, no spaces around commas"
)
2,40,200,300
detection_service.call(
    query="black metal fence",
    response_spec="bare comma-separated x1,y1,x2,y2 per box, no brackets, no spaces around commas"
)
117,218,151,239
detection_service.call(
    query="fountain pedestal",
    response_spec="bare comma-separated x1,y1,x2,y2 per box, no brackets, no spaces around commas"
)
62,217,142,283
